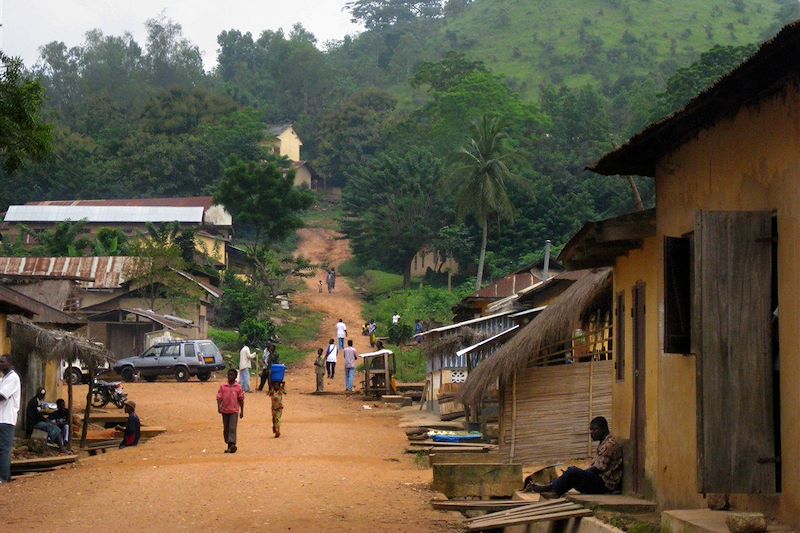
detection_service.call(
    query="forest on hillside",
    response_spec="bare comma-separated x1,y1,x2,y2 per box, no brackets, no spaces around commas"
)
3,0,799,284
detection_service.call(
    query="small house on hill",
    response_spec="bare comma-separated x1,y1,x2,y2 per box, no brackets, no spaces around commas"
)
265,124,319,189
461,268,613,465
561,20,800,527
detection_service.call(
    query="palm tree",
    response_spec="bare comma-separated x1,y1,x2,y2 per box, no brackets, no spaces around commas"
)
450,115,523,291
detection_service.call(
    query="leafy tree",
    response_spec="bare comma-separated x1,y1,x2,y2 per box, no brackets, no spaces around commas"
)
315,89,397,185
648,44,757,123
449,116,524,290
410,51,487,92
343,148,450,287
214,156,314,253
21,220,91,256
345,0,444,30
0,52,52,172
93,228,129,256
143,14,204,89
238,317,276,347
215,271,268,328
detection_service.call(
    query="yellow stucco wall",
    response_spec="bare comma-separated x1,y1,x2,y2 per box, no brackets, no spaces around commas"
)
196,233,226,267
294,165,312,189
613,83,800,524
0,314,10,355
277,128,302,162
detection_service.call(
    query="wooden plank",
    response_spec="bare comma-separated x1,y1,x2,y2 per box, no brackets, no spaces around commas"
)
466,499,569,523
467,508,592,530
430,500,529,512
696,211,775,493
10,454,78,469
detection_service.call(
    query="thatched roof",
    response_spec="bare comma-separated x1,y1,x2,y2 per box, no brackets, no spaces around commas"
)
423,327,489,361
460,268,612,404
8,315,111,367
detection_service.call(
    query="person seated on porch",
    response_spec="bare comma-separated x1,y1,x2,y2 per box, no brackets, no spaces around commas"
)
526,416,622,496
48,399,70,447
25,388,67,452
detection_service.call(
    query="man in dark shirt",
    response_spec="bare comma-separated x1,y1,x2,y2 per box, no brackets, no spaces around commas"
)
118,401,141,448
48,399,70,449
527,416,622,496
25,387,66,451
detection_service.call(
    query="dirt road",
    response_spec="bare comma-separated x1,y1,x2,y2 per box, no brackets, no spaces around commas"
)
2,227,457,533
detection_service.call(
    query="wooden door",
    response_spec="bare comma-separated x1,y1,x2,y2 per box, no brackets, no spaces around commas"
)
694,211,775,493
631,282,646,494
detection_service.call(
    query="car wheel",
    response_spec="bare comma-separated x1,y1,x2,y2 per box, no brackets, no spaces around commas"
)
197,372,211,382
66,368,83,385
175,367,189,382
120,367,135,382
144,375,157,383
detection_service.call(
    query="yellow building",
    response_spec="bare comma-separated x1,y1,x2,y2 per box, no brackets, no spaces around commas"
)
267,123,303,162
561,22,800,528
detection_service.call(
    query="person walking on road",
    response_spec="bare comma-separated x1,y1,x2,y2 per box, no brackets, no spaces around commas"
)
0,355,21,484
325,339,338,379
367,319,377,348
314,348,326,393
217,369,244,453
269,380,286,438
343,340,358,393
238,344,255,393
336,318,347,350
392,312,400,325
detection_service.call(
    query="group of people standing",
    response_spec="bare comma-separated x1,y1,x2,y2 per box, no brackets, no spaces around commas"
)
237,343,280,394
314,318,359,393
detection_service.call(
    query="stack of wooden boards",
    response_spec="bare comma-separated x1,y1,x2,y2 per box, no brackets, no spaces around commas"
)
11,454,78,477
462,498,592,531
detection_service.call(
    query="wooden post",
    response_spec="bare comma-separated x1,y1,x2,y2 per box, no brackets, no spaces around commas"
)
67,361,74,452
588,358,594,456
510,373,518,461
80,364,94,450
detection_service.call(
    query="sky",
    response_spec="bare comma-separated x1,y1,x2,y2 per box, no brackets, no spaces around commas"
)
0,0,363,68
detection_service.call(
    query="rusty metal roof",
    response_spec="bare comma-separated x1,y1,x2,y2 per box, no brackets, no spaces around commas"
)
0,284,84,327
0,257,139,289
86,308,193,330
27,197,214,209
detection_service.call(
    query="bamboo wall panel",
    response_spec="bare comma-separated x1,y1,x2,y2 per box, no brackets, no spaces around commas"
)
500,360,612,464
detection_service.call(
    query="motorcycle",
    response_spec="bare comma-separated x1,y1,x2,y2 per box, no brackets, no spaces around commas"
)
91,370,128,408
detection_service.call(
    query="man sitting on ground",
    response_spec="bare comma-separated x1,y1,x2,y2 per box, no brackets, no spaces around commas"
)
527,416,622,496
117,401,141,448
48,399,70,448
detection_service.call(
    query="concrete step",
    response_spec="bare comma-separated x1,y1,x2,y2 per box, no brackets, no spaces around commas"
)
662,509,794,533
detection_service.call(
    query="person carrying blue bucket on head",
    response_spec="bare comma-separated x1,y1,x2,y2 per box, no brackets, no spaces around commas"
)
268,362,286,438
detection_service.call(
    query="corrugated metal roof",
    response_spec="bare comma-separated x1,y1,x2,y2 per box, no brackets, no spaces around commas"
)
86,308,193,330
0,284,84,326
172,269,223,299
5,205,204,223
27,197,214,209
0,257,138,289
267,123,293,136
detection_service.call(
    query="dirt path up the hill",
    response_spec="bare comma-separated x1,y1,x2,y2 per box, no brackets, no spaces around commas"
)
1,226,459,533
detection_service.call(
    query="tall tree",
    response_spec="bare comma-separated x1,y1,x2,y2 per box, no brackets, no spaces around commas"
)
0,52,52,172
343,148,449,287
214,156,314,254
449,115,522,291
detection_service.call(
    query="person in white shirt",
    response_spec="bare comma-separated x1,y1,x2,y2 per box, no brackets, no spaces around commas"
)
238,345,256,393
325,339,338,379
392,312,400,325
336,318,347,350
0,355,21,483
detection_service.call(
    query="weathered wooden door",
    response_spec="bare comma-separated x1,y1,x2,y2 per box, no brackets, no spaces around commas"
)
631,282,646,494
694,211,776,493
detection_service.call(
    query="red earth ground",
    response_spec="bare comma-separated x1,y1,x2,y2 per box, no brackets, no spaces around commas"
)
1,227,461,533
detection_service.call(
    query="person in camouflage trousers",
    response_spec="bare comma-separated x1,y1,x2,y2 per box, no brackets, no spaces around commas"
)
268,380,286,438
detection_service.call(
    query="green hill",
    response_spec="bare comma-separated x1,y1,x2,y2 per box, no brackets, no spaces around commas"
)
371,0,783,101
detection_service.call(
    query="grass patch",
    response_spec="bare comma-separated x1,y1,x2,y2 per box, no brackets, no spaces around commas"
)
359,270,404,296
302,200,343,231
391,345,427,383
362,285,472,337
209,327,241,353
273,305,324,365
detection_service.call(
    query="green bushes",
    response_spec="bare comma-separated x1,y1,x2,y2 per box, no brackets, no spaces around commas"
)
363,284,471,337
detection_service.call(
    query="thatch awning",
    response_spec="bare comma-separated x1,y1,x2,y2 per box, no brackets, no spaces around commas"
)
423,327,489,361
460,268,612,405
8,315,111,367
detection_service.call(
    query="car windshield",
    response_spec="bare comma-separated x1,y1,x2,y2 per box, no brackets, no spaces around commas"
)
198,342,220,357
142,347,160,358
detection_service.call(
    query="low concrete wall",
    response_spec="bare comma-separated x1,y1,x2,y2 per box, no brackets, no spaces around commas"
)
432,463,521,498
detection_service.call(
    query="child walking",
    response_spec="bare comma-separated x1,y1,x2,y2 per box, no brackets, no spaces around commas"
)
268,380,286,438
217,369,244,453
314,348,325,394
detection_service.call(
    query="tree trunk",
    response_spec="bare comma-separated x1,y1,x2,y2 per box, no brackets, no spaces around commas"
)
475,221,488,291
626,175,645,211
80,365,94,450
402,262,412,289
67,362,74,452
